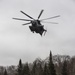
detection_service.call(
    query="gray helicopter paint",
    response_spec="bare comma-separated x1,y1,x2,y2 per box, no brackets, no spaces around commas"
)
0,0,75,66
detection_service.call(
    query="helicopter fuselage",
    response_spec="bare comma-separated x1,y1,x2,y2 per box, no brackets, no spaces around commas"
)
29,20,46,35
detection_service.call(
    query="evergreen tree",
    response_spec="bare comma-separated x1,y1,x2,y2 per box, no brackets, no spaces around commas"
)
4,69,8,75
32,60,43,75
48,51,56,75
17,59,23,75
31,61,37,75
43,63,49,75
38,62,43,75
22,63,30,75
62,60,68,75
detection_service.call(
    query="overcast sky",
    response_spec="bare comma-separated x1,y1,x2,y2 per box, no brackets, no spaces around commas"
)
0,0,75,66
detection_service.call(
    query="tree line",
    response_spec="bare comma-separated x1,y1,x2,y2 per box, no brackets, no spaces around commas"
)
0,51,75,75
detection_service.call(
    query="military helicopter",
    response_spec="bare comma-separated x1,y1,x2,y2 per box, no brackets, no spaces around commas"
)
13,10,60,36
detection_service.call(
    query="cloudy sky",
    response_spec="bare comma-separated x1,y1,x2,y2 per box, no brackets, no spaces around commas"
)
0,0,75,66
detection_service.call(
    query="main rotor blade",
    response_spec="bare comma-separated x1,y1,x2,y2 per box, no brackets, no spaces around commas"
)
40,15,60,21
20,11,35,20
38,10,44,19
13,18,32,21
22,22,31,25
41,21,58,24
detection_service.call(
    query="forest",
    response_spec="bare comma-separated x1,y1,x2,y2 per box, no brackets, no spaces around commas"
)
0,51,75,75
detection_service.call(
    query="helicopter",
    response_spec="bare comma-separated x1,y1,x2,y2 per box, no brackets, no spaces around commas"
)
13,10,60,36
